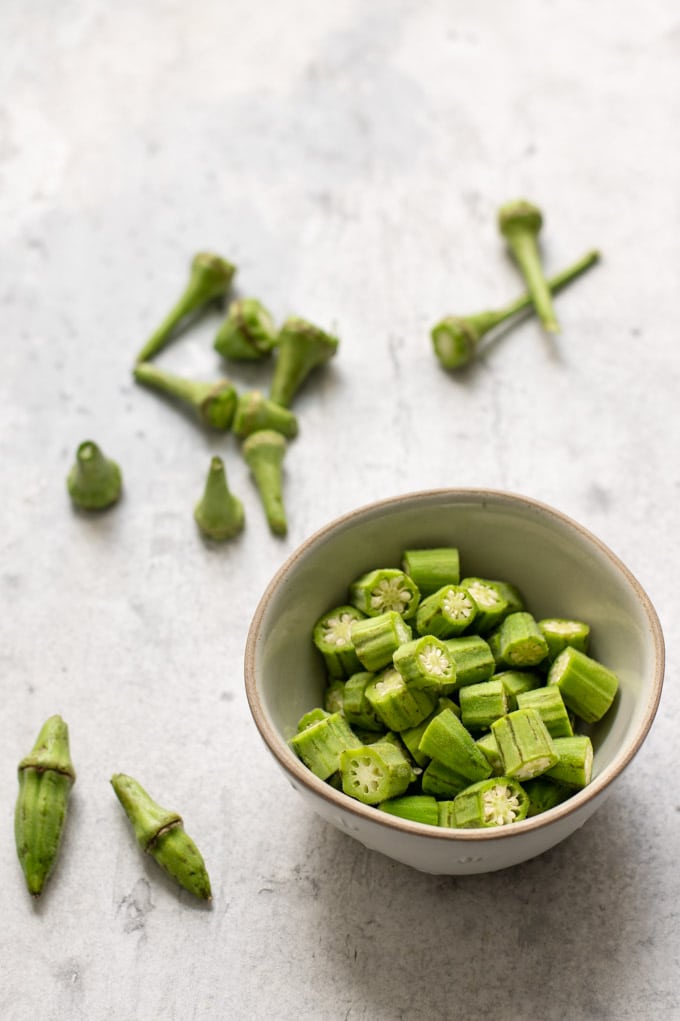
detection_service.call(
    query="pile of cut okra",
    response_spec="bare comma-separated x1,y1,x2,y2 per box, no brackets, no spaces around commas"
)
291,548,619,829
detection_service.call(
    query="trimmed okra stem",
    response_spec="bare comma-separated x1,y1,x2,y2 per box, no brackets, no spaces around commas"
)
401,548,460,596
290,711,358,780
242,430,287,536
339,741,416,805
110,774,212,900
431,249,599,368
15,715,76,897
136,252,236,363
350,569,420,621
392,635,456,692
67,440,122,510
498,199,559,333
419,708,492,782
452,777,530,828
350,611,412,672
365,668,436,731
134,363,237,430
232,390,299,440
269,317,339,407
378,795,439,827
313,606,365,678
539,618,590,662
416,585,478,639
547,646,619,723
214,297,278,361
491,708,559,781
194,456,245,540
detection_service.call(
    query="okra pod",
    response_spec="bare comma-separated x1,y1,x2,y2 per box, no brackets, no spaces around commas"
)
350,611,412,672
290,711,359,780
460,578,510,634
242,429,288,536
491,708,559,781
401,548,460,596
538,618,590,661
392,635,456,692
349,568,420,620
491,612,549,668
133,363,238,431
498,199,559,333
459,679,508,731
421,758,470,798
324,680,346,715
67,440,122,511
231,390,299,440
342,671,385,732
475,731,504,775
547,646,619,723
313,606,366,678
419,707,492,782
523,776,571,817
545,735,594,788
365,668,437,732
340,741,416,805
452,777,530,828
516,686,574,738
194,456,245,541
378,795,439,827
269,316,339,407
495,670,543,710
416,585,478,639
442,635,496,688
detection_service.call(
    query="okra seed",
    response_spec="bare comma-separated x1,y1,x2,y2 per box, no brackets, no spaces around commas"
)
443,590,475,620
418,647,450,677
322,614,356,646
370,578,413,613
482,784,521,826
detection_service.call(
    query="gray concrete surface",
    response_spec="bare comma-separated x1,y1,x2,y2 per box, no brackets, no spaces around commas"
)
1,2,679,1018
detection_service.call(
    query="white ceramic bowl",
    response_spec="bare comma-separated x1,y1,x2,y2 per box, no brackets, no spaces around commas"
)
244,490,664,874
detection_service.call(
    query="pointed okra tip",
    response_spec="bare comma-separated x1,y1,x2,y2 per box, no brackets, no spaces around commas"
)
498,198,543,238
194,455,245,541
67,440,122,511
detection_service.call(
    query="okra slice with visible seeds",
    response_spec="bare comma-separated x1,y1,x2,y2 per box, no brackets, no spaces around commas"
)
442,635,495,689
378,795,439,827
290,711,358,780
475,732,504,775
459,679,508,731
547,646,619,723
343,672,385,732
401,548,460,597
392,635,456,693
416,585,478,639
313,606,366,678
538,618,590,661
452,777,530,828
492,612,549,668
545,736,594,789
419,708,492,782
364,669,436,732
324,681,345,715
523,776,571,817
297,708,330,731
516,686,573,738
460,578,510,634
349,568,420,620
340,742,416,805
495,670,543,710
491,708,559,781
421,758,470,798
350,611,412,672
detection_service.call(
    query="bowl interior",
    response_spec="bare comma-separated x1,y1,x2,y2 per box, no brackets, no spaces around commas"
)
249,490,663,805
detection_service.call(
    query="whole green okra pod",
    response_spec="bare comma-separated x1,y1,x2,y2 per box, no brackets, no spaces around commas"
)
111,774,212,901
15,715,76,897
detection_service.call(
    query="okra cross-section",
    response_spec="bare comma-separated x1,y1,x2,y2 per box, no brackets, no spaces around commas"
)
416,585,478,639
460,578,511,634
538,618,590,662
350,611,412,672
340,742,416,805
349,569,420,620
290,712,359,780
365,668,437,732
547,646,619,724
313,605,366,679
392,635,456,693
451,777,530,828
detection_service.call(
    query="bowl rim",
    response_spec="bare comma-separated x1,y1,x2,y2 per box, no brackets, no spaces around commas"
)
244,488,665,842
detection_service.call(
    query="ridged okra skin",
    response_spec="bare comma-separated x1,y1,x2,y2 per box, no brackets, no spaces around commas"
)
401,547,460,597
452,777,530,828
547,646,619,723
67,440,122,511
111,774,212,900
269,316,339,407
15,715,76,897
214,297,278,361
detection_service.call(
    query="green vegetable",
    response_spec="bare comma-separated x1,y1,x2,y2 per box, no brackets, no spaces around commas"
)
15,715,76,897
459,679,508,731
460,578,510,634
400,548,460,596
133,363,237,430
418,707,492,782
442,635,496,688
495,670,543,710
516,686,574,738
451,777,530,828
523,776,570,816
290,711,358,780
538,618,590,661
475,731,504,775
349,568,420,620
491,708,559,781
431,249,599,369
339,742,416,805
498,199,559,333
232,390,299,440
111,774,212,900
364,668,436,731
136,252,236,363
378,795,439,826
545,735,594,788
67,440,122,511
342,671,385,731
242,429,288,536
350,611,412,672
491,612,549,668
547,646,619,723
392,635,456,692
416,585,478,638
421,758,469,798
312,606,365,678
214,297,278,361
194,456,245,541
269,316,338,407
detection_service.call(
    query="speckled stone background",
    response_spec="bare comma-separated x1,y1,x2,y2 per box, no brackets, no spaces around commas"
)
2,2,679,1019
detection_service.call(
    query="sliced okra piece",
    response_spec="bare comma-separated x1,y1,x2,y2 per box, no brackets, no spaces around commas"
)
364,668,437,732
495,670,543,710
491,708,559,781
438,801,456,828
339,741,416,805
452,777,530,828
491,580,524,614
378,795,439,827
459,679,508,731
475,731,504,775
296,708,330,732
401,548,460,597
416,585,478,639
400,698,460,768
516,686,573,738
523,776,571,817
547,646,619,723
421,758,470,798
460,578,510,634
545,735,594,789
343,672,385,732
324,680,345,715
392,635,456,693
289,711,358,780
538,618,590,661
491,612,549,668
349,568,420,620
350,611,412,672
442,635,495,688
419,708,492,782
313,605,366,679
